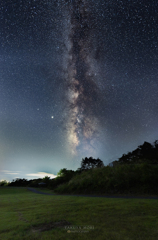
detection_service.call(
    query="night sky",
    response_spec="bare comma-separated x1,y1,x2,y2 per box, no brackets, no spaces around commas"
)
1,0,158,181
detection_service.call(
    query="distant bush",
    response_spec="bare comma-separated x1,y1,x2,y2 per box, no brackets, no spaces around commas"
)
54,164,158,195
0,180,9,187
50,169,77,190
8,178,28,187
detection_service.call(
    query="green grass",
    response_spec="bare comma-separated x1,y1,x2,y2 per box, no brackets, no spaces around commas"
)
0,187,158,240
36,188,55,194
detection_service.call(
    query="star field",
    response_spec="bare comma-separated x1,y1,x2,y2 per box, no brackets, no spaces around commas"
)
0,0,158,181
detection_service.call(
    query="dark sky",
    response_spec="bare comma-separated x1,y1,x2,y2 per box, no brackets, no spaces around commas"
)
1,0,158,181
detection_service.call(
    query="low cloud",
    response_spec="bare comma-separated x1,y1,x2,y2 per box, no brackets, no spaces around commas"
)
0,170,20,175
26,172,57,179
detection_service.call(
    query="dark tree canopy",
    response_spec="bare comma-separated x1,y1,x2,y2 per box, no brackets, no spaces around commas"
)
80,157,104,170
112,141,158,166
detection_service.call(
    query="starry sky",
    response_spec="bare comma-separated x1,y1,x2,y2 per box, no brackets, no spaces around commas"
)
1,0,158,181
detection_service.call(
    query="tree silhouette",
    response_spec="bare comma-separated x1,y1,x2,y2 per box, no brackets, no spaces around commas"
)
80,157,104,171
113,140,158,165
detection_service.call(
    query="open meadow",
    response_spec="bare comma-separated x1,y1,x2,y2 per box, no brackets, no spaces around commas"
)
0,187,158,240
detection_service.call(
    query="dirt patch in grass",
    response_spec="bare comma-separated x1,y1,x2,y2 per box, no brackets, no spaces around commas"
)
31,220,71,232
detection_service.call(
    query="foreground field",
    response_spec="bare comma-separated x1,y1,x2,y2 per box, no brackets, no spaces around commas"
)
0,188,158,240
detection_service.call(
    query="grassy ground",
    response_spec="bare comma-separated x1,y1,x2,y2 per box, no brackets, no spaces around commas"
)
0,187,158,240
36,188,55,194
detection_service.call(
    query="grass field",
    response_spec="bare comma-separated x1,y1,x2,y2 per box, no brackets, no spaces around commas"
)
0,187,158,240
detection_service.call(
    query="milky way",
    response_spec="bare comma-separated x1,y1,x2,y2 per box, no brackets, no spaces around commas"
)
62,0,103,156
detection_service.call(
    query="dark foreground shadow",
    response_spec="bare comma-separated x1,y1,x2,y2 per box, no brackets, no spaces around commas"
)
27,188,158,199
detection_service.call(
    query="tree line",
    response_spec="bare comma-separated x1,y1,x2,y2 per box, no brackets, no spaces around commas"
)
0,156,104,187
112,140,158,166
1,140,158,195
